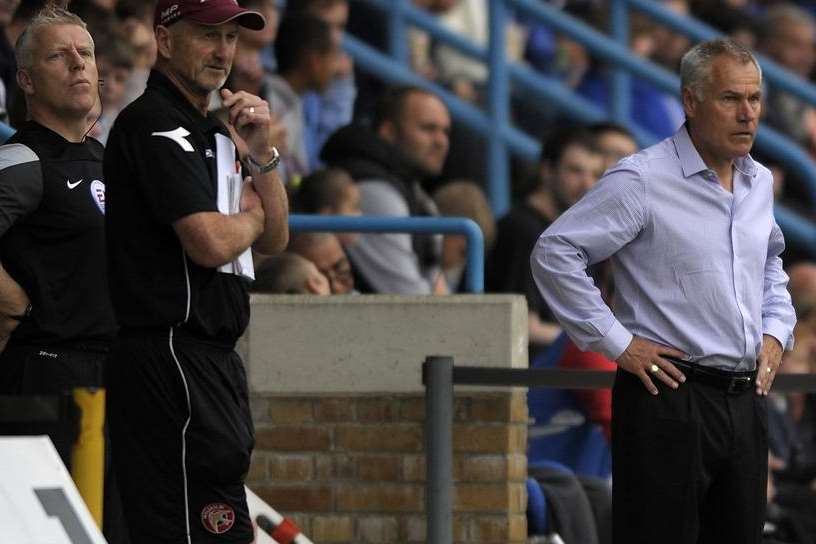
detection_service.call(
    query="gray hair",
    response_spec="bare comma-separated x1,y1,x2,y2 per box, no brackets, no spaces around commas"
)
15,6,90,69
680,38,761,101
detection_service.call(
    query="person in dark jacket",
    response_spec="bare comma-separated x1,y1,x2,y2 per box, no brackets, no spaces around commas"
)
321,85,450,293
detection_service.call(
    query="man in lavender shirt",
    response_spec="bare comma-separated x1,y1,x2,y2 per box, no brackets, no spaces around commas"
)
531,38,796,543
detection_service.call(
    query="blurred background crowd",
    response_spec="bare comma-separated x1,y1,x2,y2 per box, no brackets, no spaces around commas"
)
2,0,816,541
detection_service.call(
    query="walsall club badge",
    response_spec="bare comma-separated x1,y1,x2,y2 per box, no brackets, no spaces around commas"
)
201,502,235,534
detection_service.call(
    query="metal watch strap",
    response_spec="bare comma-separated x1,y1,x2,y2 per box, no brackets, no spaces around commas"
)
247,147,280,174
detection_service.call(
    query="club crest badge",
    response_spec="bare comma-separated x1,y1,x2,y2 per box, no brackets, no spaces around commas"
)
90,180,105,214
201,503,235,535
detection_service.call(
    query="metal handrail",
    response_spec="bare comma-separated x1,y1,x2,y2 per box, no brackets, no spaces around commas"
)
422,356,816,543
288,214,485,293
509,0,816,205
625,0,816,106
344,30,816,254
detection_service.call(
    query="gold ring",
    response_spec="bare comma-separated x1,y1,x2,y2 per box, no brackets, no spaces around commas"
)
249,106,255,114
766,367,772,373
650,364,659,374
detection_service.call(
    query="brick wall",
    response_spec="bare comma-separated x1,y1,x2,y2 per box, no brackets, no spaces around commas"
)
247,391,528,543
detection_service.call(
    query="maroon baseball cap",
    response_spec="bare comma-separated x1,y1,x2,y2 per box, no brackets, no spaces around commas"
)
155,0,266,30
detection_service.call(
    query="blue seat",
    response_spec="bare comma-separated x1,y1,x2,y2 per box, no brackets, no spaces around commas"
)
526,477,548,535
0,122,15,144
528,333,612,479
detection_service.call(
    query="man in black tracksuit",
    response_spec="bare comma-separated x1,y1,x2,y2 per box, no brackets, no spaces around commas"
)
0,7,116,461
0,8,127,542
104,1,288,542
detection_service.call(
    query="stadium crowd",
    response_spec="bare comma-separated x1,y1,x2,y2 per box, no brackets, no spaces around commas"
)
0,0,815,542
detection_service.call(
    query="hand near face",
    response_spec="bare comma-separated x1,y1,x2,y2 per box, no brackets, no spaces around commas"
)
220,88,277,163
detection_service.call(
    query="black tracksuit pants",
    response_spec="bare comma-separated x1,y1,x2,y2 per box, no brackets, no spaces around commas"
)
107,330,255,544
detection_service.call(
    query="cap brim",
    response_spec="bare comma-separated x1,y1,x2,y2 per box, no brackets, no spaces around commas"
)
188,6,266,31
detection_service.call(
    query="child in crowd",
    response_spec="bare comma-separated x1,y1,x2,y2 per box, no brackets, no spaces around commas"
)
291,168,361,246
252,252,331,295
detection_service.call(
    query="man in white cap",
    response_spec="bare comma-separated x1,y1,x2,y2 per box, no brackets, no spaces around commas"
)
103,1,288,542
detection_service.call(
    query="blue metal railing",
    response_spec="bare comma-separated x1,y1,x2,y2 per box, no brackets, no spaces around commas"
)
288,215,485,293
510,0,816,205
350,0,816,255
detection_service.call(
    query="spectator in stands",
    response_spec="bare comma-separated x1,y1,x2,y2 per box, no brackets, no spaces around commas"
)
286,0,355,172
432,180,495,293
430,0,526,104
577,8,684,139
89,36,134,143
487,127,603,355
649,0,691,74
253,252,331,295
66,0,117,43
268,13,341,185
321,85,450,294
765,262,816,542
291,167,361,245
115,0,157,106
589,121,639,171
759,5,816,155
532,38,795,543
0,0,19,121
230,0,277,96
289,232,355,294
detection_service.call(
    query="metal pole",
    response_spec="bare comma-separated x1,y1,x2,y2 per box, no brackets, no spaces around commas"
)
288,215,486,293
388,0,410,65
487,0,510,217
609,0,631,125
424,356,454,544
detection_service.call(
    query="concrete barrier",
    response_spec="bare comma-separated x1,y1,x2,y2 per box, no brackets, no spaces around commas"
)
244,294,528,394
243,294,529,544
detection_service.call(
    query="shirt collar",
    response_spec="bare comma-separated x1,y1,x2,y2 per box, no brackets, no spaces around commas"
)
672,123,758,179
147,69,224,135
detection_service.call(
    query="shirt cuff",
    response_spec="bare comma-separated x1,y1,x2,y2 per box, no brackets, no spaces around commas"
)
763,319,794,351
589,320,633,361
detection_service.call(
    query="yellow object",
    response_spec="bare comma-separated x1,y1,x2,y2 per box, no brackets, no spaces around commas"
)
71,388,105,528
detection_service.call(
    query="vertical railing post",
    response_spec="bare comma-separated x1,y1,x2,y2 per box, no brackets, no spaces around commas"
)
424,355,454,544
389,0,410,66
609,0,631,125
487,0,511,217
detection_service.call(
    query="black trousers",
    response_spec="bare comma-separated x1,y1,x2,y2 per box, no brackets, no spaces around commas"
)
107,330,255,544
612,367,768,544
0,344,105,466
0,343,130,543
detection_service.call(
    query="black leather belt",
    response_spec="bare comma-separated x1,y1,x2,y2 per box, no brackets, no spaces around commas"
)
665,358,756,395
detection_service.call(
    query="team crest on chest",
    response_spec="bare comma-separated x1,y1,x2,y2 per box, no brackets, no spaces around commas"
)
90,180,105,214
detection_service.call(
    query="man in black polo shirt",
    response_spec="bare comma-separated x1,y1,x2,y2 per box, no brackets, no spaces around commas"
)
104,0,288,542
0,6,116,455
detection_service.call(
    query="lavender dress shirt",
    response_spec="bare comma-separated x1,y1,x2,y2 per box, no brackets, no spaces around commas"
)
531,125,796,371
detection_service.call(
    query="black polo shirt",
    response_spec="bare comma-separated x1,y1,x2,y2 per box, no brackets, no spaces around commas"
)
104,70,249,347
0,121,116,346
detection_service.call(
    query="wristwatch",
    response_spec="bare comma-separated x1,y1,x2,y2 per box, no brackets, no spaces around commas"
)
246,147,281,174
8,302,32,322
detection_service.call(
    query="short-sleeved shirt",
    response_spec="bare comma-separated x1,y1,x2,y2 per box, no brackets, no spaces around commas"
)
0,121,116,346
105,70,249,347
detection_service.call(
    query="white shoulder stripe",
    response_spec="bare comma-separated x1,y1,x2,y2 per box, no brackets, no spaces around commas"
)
0,143,39,171
151,127,195,152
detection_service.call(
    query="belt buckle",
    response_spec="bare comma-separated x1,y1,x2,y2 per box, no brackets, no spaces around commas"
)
727,376,752,394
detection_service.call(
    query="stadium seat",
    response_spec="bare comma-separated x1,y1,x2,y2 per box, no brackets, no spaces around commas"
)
528,333,612,478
